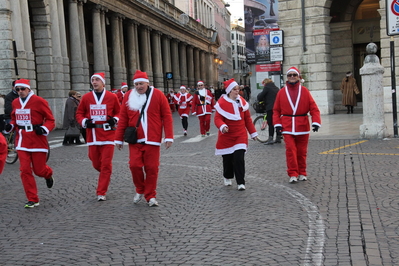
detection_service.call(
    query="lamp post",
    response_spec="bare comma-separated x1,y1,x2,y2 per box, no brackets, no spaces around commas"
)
214,57,224,88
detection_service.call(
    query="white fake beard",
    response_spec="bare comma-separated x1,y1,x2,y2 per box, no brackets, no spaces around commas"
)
127,89,147,111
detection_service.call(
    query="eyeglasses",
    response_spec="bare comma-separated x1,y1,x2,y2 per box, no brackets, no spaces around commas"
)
287,74,298,77
15,87,27,92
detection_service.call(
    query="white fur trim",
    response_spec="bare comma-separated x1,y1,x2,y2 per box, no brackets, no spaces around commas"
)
226,81,238,94
14,82,30,89
91,74,105,85
134,78,149,83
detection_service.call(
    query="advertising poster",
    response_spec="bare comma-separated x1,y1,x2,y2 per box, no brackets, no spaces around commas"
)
244,0,279,64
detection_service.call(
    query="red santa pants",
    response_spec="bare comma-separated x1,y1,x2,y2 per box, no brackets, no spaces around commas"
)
88,145,114,196
198,114,211,135
128,144,160,201
18,150,53,202
283,134,309,177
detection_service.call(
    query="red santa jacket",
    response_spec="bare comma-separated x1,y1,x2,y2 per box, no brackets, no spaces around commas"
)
214,95,257,155
76,90,120,145
10,92,55,152
173,92,193,117
0,134,6,174
273,82,321,135
116,90,125,105
191,89,215,116
115,87,174,146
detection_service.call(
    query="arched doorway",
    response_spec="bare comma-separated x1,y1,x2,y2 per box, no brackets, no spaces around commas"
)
330,0,381,113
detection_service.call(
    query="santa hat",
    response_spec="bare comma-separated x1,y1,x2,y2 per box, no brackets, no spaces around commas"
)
111,88,118,93
223,78,238,94
121,82,128,89
133,70,149,83
14,79,31,89
180,85,187,90
286,67,300,76
91,72,106,85
197,81,204,85
346,71,352,77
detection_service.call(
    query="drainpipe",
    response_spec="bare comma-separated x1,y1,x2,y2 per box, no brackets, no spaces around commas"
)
301,0,307,52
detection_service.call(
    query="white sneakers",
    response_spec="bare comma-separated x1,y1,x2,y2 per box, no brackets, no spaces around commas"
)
298,175,307,181
133,193,143,204
237,184,246,191
148,198,158,207
224,178,232,186
290,175,308,183
97,195,106,201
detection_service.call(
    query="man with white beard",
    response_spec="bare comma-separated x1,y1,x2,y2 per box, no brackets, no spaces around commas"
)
115,70,173,207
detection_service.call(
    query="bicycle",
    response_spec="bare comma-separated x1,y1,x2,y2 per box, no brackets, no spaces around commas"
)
3,130,50,164
4,131,18,164
252,101,269,143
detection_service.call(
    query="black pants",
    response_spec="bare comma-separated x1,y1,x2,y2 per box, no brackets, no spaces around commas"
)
182,116,188,130
222,149,246,185
266,110,275,137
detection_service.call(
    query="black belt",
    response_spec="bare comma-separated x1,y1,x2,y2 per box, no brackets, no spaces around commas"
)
282,114,307,117
18,124,42,130
197,104,209,106
92,124,105,128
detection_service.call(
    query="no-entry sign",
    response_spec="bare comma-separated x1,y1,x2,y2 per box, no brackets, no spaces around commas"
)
387,0,399,35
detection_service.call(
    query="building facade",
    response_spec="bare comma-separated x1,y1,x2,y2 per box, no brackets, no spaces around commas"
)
0,0,228,127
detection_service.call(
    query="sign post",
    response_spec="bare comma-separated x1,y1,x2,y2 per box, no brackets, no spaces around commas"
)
386,0,399,137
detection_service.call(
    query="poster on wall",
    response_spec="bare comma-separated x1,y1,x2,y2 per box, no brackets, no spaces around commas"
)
244,0,279,64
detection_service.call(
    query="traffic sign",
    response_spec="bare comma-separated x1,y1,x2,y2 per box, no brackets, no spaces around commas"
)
386,0,399,35
166,72,173,80
270,30,283,45
270,47,283,62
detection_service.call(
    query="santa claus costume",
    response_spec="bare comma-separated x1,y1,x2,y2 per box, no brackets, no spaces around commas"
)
115,70,173,206
191,81,215,136
214,79,258,190
173,85,193,135
8,79,55,208
0,133,6,174
273,67,321,183
166,90,176,112
76,72,120,200
117,82,128,105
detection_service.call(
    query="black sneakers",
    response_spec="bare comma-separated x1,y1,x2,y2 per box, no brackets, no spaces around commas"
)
24,201,39,208
46,176,54,188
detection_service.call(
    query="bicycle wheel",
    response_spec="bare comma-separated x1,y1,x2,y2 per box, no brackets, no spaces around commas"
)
5,133,18,164
253,115,269,143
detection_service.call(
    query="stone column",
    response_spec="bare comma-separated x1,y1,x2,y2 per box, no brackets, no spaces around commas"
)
171,39,181,88
127,21,140,86
49,0,64,91
186,45,194,87
70,0,85,91
100,8,110,90
359,43,386,139
205,52,213,86
111,13,123,87
179,42,188,87
162,35,172,91
151,31,163,91
0,1,14,89
92,6,103,73
199,50,206,84
77,0,89,81
58,0,70,90
139,26,153,82
119,16,126,80
193,48,200,83
10,0,27,79
19,0,34,81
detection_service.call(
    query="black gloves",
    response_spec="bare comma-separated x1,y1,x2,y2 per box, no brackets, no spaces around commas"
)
85,119,95,128
35,126,46,135
275,126,282,134
312,125,319,132
107,116,117,127
4,124,12,132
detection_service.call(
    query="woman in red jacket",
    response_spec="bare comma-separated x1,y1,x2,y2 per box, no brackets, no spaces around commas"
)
214,79,258,191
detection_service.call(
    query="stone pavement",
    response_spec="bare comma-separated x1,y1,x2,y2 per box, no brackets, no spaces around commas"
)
1,111,399,265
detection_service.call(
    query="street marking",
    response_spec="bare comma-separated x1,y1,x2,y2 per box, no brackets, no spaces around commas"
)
181,134,213,143
319,140,368,154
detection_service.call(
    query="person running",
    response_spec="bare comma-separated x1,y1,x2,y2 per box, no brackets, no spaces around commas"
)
191,81,215,136
173,85,193,136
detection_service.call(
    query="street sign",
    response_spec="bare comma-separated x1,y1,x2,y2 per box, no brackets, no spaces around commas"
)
166,72,173,80
270,30,283,45
386,0,399,35
270,47,283,62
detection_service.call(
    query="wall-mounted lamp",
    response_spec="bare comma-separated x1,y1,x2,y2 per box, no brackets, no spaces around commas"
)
225,3,230,7
214,58,224,65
